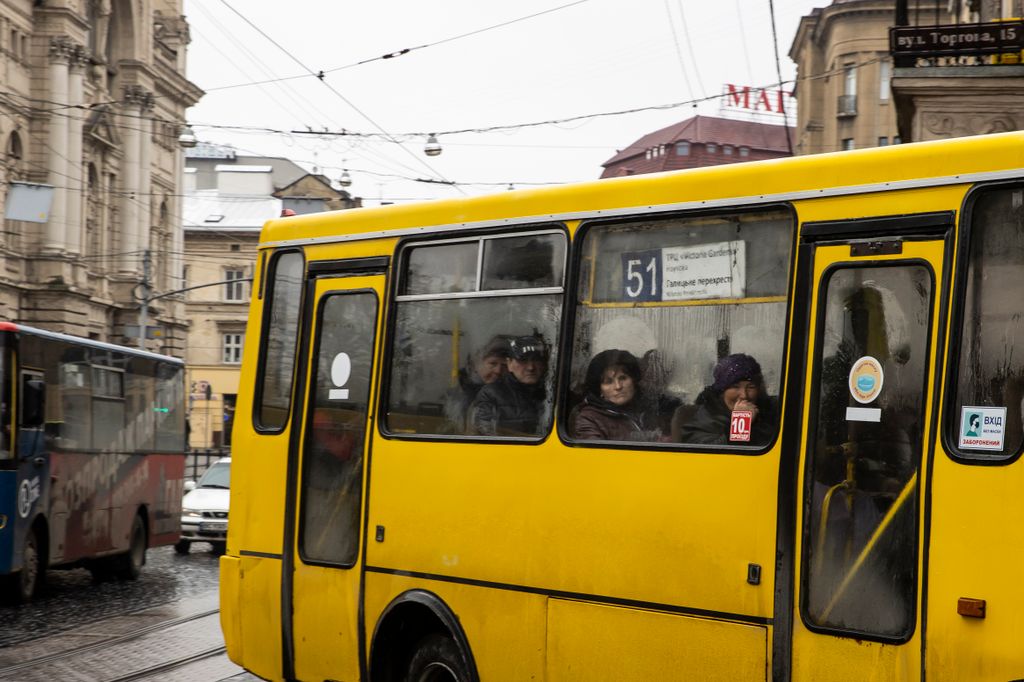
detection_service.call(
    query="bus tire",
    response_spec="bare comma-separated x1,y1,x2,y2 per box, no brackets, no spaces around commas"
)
404,633,470,682
115,514,147,580
210,541,226,555
174,540,190,555
4,525,42,604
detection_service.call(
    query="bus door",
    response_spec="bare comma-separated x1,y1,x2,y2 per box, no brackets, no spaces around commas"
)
290,271,384,681
11,369,48,571
790,229,946,680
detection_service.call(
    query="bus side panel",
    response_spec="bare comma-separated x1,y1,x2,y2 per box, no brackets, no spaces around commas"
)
546,599,767,681
0,470,16,573
363,573,547,681
925,453,1024,680
219,554,283,680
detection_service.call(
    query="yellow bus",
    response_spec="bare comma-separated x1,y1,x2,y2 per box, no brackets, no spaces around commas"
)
220,132,1024,681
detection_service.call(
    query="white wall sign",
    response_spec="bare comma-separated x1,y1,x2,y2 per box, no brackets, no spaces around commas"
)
959,406,1006,451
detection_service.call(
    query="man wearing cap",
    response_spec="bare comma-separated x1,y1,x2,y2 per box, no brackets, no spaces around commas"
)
469,335,549,436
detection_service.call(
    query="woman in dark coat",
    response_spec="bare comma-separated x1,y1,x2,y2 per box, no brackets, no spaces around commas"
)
677,353,776,445
572,349,658,441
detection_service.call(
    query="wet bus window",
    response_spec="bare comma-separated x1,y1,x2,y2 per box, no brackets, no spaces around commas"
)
386,231,566,439
568,210,793,446
952,186,1024,460
803,265,931,639
255,251,304,431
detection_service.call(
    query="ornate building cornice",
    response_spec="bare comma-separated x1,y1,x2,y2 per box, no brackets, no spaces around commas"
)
122,85,156,112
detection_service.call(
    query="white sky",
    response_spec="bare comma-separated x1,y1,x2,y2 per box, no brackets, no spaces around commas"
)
183,0,824,205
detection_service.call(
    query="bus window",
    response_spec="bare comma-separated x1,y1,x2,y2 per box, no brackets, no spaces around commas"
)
300,292,376,566
569,209,793,446
386,231,566,438
803,265,930,638
952,186,1024,460
256,250,304,431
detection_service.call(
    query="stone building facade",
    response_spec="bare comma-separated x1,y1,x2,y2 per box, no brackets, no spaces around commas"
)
0,0,201,354
789,0,907,155
790,0,1024,153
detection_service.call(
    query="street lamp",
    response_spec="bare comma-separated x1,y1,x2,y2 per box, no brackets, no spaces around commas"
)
338,169,352,188
424,133,442,157
178,125,197,149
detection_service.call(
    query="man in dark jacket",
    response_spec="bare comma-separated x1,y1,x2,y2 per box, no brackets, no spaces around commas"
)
469,336,548,436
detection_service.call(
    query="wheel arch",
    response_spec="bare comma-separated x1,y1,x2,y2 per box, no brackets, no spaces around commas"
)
368,588,479,682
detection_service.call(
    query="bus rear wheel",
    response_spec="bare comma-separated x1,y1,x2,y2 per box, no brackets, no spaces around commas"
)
4,526,41,604
115,515,147,580
404,633,470,682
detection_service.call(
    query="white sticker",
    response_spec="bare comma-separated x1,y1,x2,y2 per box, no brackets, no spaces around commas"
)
848,356,884,404
846,407,882,422
328,352,351,400
959,406,1006,451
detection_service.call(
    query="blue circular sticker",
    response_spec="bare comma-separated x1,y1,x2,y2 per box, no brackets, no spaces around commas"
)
849,356,884,404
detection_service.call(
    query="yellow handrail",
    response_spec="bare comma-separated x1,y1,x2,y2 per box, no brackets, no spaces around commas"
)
820,471,918,621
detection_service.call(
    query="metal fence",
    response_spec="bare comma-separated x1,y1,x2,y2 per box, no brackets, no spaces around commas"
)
185,448,229,483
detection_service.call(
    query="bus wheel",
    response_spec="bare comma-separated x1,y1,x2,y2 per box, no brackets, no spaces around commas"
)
405,633,470,682
4,526,41,604
174,540,190,555
115,515,147,580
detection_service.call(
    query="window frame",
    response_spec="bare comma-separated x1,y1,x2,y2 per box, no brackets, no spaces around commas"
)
224,268,247,302
797,259,935,644
378,224,570,444
943,181,1024,465
558,203,798,455
252,248,306,434
222,332,244,364
298,288,379,569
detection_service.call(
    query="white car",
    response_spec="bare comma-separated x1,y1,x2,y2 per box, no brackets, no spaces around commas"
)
176,457,230,554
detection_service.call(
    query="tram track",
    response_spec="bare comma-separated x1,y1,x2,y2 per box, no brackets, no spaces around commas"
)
0,607,222,681
106,645,227,682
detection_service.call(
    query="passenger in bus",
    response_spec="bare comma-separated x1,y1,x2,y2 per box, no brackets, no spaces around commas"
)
639,349,683,435
571,349,660,441
676,353,776,445
441,336,510,433
468,335,548,436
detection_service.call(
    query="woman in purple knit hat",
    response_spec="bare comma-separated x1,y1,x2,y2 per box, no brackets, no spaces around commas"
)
676,353,777,445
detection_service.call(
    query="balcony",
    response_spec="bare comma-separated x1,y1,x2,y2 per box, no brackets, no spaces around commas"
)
836,94,858,117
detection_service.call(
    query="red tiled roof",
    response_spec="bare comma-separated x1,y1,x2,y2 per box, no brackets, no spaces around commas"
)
602,115,792,167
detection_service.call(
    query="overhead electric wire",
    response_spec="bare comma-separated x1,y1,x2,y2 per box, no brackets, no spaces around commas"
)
663,0,696,101
672,0,708,98
217,0,463,194
202,0,594,92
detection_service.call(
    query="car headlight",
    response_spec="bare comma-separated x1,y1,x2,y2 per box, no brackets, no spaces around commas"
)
182,507,202,519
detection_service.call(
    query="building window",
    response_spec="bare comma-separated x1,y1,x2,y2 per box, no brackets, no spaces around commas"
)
878,137,889,147
879,60,891,102
723,145,734,156
706,143,718,154
225,268,246,301
893,135,902,145
842,138,855,151
844,63,857,97
675,141,690,156
223,333,244,364
739,146,750,157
